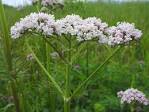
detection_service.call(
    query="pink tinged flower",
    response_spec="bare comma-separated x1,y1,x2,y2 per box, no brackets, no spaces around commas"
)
55,14,83,36
11,12,55,39
11,13,142,46
117,88,149,106
75,17,108,41
102,22,142,45
31,0,63,6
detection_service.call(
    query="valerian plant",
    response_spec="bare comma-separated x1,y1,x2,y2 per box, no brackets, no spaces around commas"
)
31,0,64,13
10,10,144,112
118,88,149,105
117,88,149,112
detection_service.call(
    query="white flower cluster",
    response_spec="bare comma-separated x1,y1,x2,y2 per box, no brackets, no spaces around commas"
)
75,17,108,41
11,12,142,45
102,22,142,45
117,88,149,105
11,13,55,39
42,0,60,6
55,14,83,36
31,0,63,6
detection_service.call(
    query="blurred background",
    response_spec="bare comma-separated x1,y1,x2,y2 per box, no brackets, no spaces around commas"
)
2,0,149,7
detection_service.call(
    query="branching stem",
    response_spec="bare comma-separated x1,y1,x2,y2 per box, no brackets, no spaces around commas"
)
70,46,121,99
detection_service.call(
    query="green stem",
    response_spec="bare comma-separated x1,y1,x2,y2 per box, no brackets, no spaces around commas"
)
46,43,56,112
35,0,56,107
0,1,21,112
130,103,135,112
0,0,11,70
64,97,70,112
40,39,47,67
43,37,83,76
86,41,89,75
70,46,121,99
120,104,123,112
130,46,136,88
129,46,136,112
10,80,21,112
26,42,64,96
131,74,135,88
64,36,72,112
36,0,41,11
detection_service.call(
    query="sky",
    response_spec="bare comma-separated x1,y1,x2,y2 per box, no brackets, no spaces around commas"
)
2,0,149,7
2,0,31,6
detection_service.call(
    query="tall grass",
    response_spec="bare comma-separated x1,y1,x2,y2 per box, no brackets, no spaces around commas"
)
0,0,21,112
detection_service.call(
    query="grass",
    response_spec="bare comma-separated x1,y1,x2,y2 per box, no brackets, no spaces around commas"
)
0,1,149,112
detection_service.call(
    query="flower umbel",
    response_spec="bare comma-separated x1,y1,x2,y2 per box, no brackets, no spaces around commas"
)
75,17,108,41
100,22,142,45
117,88,149,105
55,14,83,36
11,12,143,46
31,0,63,7
10,12,55,39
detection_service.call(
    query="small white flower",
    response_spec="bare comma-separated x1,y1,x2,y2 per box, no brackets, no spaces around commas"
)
11,13,142,46
50,52,59,59
55,14,83,36
11,12,55,39
31,0,63,6
117,88,149,105
75,17,108,41
101,22,142,45
26,53,34,61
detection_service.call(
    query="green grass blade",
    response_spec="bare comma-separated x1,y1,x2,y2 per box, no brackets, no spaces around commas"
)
26,42,64,96
0,2,22,112
0,0,12,70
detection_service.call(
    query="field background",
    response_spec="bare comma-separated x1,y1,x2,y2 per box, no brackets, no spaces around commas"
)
0,1,149,112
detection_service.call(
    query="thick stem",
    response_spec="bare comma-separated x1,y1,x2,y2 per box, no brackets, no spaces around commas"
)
64,36,72,112
64,98,70,112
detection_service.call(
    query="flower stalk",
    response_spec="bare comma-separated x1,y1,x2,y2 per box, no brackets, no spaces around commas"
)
71,46,121,99
86,41,89,76
64,97,70,112
45,42,56,112
130,103,135,112
64,36,72,112
26,41,64,96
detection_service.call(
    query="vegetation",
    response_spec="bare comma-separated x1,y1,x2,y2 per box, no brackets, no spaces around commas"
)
0,1,149,112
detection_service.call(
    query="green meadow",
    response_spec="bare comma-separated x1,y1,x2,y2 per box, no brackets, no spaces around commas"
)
0,1,149,112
